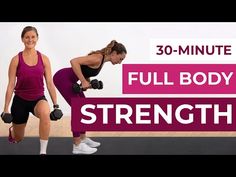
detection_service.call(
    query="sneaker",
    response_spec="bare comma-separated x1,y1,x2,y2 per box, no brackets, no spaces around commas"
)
72,143,97,154
81,137,101,148
8,126,17,143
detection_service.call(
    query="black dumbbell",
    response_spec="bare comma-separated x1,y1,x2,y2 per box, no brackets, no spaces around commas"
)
72,83,84,93
91,79,103,89
1,112,13,123
72,79,103,93
98,81,103,89
50,105,63,121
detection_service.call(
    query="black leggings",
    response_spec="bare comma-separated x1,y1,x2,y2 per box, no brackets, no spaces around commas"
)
11,95,47,124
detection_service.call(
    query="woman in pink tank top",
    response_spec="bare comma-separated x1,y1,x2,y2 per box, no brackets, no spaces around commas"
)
1,26,61,155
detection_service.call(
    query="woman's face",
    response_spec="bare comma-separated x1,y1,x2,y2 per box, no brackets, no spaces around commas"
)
110,51,126,65
21,30,38,49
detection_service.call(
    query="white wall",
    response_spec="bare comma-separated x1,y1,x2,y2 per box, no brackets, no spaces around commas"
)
1,22,236,115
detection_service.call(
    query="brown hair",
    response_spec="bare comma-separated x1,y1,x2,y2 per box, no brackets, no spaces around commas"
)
88,40,127,56
21,26,38,38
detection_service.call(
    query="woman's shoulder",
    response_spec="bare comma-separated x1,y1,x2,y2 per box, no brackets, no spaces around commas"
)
9,54,20,66
37,51,47,59
90,53,103,58
11,53,20,61
88,53,103,61
37,51,49,63
13,51,23,58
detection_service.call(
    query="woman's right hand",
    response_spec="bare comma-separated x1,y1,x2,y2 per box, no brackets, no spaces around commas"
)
81,80,91,91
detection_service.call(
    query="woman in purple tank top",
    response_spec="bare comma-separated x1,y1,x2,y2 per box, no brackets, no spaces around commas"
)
1,26,60,155
53,40,127,154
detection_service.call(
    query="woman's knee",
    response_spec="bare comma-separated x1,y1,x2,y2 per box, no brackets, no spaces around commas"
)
13,124,26,142
34,100,50,115
14,135,24,142
37,111,50,123
34,101,50,119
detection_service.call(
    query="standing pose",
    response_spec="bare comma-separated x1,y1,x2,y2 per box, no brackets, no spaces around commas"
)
2,26,59,155
53,40,127,154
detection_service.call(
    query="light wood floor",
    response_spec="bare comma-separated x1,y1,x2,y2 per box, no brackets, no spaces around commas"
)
1,116,236,137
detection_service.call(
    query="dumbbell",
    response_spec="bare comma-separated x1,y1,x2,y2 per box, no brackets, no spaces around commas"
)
98,81,103,89
1,112,13,123
50,104,63,121
91,79,103,89
72,79,103,93
72,83,84,93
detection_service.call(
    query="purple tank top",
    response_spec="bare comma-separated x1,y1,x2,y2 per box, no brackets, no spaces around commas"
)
15,51,45,101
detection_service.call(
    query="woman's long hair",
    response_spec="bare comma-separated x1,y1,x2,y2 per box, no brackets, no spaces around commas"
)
88,40,127,56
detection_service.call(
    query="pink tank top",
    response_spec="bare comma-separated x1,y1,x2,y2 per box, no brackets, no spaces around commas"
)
15,51,45,101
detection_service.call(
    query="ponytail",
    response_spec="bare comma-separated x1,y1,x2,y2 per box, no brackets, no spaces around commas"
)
88,40,126,56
